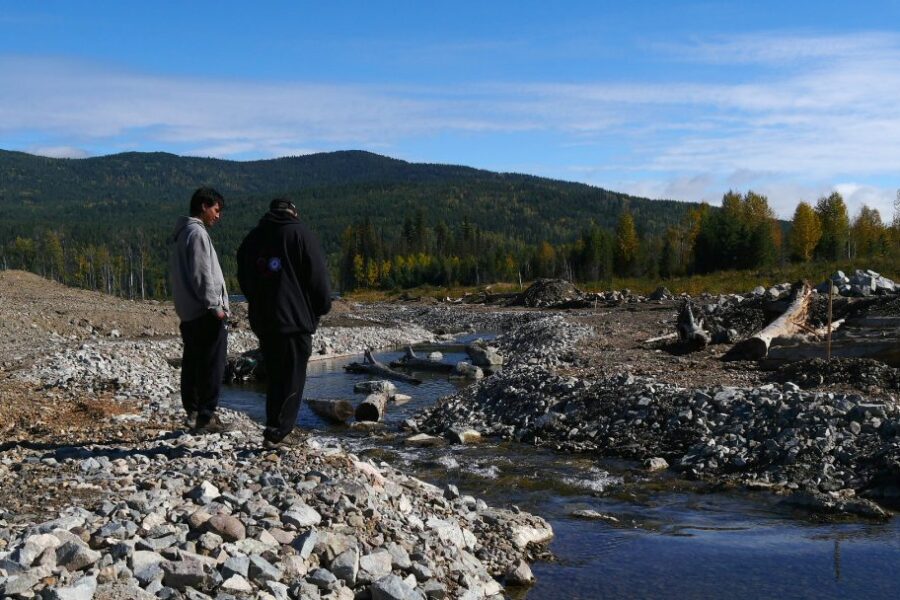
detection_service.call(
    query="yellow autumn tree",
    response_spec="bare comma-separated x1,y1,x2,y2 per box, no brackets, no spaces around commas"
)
789,202,822,262
614,210,639,276
851,205,886,258
534,242,556,278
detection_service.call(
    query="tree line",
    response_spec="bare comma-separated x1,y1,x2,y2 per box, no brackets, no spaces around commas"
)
2,189,897,296
338,190,900,290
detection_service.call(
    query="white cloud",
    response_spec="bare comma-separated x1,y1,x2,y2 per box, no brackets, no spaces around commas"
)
25,145,91,159
660,32,900,65
1,31,899,220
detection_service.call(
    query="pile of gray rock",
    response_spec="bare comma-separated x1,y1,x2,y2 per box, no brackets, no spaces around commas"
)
0,413,551,600
311,325,436,358
355,305,539,337
777,358,900,391
494,315,593,369
816,269,898,297
516,279,585,308
22,340,180,402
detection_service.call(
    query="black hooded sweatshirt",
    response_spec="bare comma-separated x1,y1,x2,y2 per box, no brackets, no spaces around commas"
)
236,211,332,336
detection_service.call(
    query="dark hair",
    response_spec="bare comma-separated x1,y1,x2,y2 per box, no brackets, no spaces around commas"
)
190,187,225,216
269,197,298,217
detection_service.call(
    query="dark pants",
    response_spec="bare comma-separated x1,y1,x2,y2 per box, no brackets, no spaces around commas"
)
179,313,227,420
259,333,312,442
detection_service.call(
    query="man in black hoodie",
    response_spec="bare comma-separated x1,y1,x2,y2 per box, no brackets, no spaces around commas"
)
237,198,332,447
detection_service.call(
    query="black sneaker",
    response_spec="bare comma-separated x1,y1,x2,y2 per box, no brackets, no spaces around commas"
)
192,414,226,434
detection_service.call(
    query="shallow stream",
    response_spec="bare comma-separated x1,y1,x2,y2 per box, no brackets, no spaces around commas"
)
220,337,900,599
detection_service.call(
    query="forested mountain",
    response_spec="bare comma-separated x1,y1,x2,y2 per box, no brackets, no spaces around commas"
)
0,149,690,253
0,149,698,293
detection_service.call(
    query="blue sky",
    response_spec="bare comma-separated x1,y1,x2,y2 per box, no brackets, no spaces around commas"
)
2,1,900,219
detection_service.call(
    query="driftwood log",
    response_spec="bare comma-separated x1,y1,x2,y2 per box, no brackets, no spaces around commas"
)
412,342,468,353
389,347,454,372
355,393,389,422
728,282,812,360
644,332,679,345
344,350,422,384
762,314,900,368
677,302,710,349
307,398,355,423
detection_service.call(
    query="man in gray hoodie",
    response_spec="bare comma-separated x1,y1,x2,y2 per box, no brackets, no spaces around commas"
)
169,187,229,433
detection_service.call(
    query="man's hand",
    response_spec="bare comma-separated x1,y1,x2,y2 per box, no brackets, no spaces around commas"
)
212,308,226,320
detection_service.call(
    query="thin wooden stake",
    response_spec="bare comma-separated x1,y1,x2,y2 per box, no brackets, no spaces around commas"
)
826,279,834,362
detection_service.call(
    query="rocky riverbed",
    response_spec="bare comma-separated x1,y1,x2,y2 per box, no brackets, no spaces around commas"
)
414,299,900,519
2,268,900,599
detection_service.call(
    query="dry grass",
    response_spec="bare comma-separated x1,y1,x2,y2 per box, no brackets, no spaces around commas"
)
345,258,900,300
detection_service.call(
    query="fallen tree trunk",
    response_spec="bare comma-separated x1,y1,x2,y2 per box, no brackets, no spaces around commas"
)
676,301,710,349
411,342,468,353
762,314,900,368
644,332,679,345
344,350,422,384
307,398,355,423
389,347,454,372
762,338,900,368
355,393,389,422
727,282,812,360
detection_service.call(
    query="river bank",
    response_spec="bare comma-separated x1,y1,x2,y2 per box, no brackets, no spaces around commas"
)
0,271,550,599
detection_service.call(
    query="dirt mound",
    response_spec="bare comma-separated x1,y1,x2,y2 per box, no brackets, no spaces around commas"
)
777,358,900,391
518,279,584,308
695,295,769,340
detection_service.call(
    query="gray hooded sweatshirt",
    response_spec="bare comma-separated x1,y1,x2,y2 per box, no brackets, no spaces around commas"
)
169,216,229,322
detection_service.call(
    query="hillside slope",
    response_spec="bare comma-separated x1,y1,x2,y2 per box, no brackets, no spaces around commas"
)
0,149,695,254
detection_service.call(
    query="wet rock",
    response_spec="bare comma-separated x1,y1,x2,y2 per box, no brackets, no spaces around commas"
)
447,428,481,444
405,433,445,447
644,457,669,472
452,362,483,379
505,559,535,586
